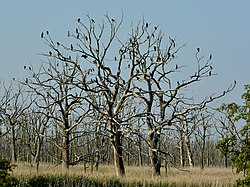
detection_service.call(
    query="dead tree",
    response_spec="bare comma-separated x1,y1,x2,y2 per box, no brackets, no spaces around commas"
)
39,14,236,177
0,82,31,162
21,105,49,173
24,59,91,172
126,21,236,176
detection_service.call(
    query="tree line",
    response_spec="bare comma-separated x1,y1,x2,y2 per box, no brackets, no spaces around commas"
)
0,15,238,177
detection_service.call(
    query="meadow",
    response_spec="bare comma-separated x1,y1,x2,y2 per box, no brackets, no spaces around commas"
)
12,163,242,187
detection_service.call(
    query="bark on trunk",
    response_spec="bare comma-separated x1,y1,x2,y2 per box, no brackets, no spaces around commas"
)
11,125,17,162
111,132,125,177
61,134,70,172
184,135,194,167
148,130,161,176
179,131,185,167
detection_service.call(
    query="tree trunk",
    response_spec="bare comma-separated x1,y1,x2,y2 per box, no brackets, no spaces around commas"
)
95,150,100,171
61,133,70,172
111,132,125,177
148,130,161,176
200,128,206,170
10,124,17,162
184,135,194,167
179,132,185,167
138,138,143,167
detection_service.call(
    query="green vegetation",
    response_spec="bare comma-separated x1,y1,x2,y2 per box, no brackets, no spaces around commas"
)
0,159,18,186
216,84,250,186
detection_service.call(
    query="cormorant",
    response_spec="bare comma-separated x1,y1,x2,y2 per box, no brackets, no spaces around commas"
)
82,54,88,59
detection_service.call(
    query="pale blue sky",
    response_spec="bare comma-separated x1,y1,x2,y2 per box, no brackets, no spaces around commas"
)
0,1,249,105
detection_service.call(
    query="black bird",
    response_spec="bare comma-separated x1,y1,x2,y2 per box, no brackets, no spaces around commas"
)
176,64,178,69
67,31,70,37
77,18,81,22
25,78,28,84
24,66,26,69
114,56,117,61
197,48,200,52
209,71,212,76
146,23,148,28
29,67,31,70
71,44,73,50
91,19,95,23
154,26,157,30
49,51,52,56
111,18,115,22
41,32,44,38
209,54,212,60
76,28,78,33
177,81,180,85
46,31,49,35
13,78,15,81
77,33,79,39
154,46,157,51
82,54,88,59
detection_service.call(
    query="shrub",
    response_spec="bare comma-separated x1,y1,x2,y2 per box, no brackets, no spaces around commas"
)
0,159,19,187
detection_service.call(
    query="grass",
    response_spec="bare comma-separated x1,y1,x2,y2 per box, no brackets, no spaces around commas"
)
12,163,242,187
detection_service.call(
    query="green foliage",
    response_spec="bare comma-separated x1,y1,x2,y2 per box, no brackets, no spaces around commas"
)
0,159,19,187
216,84,250,185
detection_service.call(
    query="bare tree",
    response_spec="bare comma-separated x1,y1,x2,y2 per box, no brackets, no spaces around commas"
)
125,21,236,176
0,82,31,162
21,105,49,173
24,59,91,172
38,14,236,177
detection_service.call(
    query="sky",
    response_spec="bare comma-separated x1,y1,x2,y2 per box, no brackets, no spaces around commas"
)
0,0,249,106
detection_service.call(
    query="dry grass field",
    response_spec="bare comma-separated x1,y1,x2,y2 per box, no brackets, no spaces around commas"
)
12,163,242,186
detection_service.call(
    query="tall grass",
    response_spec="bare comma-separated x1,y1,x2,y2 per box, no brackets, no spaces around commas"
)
12,163,242,187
